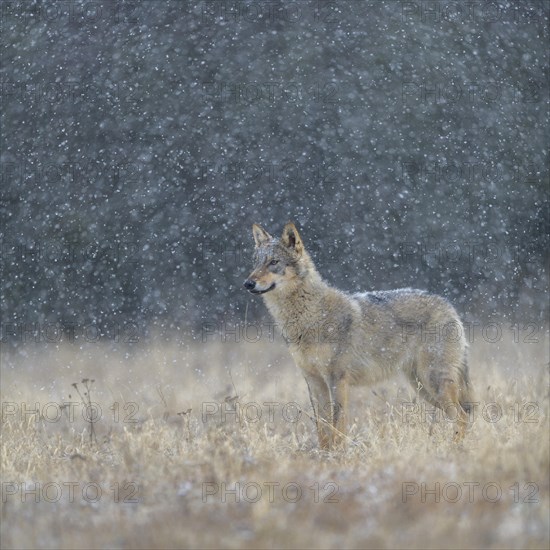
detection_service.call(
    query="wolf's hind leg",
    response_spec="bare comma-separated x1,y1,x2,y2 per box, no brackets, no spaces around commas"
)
437,377,468,442
427,372,468,442
406,368,468,441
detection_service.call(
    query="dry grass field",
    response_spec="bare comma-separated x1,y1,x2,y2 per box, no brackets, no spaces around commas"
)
1,328,549,549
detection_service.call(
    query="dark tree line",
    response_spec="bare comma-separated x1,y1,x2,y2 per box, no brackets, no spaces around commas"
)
1,1,548,342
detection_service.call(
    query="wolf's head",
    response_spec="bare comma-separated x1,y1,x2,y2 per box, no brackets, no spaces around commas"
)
243,222,314,295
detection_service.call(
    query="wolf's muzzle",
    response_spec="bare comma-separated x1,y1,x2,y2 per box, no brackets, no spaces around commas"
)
243,279,256,291
243,279,275,294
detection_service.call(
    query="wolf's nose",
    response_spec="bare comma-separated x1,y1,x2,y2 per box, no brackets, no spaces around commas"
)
243,279,256,290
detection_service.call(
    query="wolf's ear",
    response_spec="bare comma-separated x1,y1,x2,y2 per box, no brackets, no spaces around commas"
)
252,224,272,247
281,222,303,255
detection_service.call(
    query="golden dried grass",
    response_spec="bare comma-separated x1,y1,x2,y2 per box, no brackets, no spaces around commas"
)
1,330,548,549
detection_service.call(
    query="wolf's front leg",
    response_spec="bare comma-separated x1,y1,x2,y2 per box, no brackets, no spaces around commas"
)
330,372,349,449
304,373,333,450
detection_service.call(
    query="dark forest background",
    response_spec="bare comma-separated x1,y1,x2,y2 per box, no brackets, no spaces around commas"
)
1,1,548,344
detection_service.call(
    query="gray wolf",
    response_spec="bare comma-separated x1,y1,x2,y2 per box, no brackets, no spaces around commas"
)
243,222,474,450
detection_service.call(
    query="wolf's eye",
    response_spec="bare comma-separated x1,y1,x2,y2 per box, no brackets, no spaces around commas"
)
269,259,279,266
